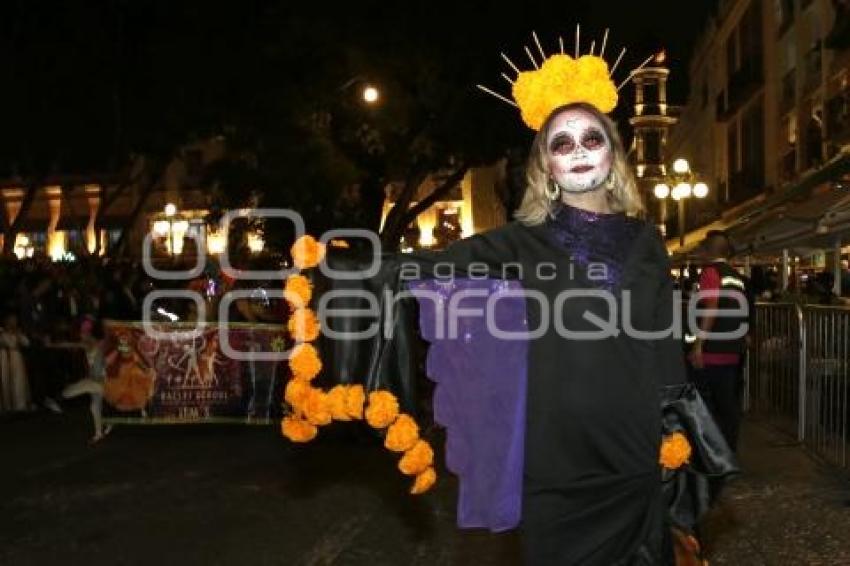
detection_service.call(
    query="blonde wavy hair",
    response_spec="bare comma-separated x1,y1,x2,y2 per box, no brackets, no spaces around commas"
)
514,102,645,226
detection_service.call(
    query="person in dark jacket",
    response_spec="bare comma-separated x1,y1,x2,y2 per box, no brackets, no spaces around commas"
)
688,230,750,452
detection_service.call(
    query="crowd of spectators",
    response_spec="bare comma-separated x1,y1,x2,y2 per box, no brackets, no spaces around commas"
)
0,254,284,418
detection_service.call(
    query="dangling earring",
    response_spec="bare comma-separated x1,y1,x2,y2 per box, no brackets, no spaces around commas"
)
604,170,617,191
546,178,561,201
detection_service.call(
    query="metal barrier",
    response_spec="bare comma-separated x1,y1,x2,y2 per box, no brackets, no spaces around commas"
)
802,306,850,469
746,302,850,469
747,303,804,438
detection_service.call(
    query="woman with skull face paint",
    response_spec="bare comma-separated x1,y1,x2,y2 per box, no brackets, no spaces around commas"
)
396,102,670,565
325,101,736,565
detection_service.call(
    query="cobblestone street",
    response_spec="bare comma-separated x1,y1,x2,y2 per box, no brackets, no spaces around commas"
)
1,408,848,565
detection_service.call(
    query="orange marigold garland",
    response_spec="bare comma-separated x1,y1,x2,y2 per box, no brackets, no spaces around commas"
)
410,467,437,495
281,243,326,438
398,439,435,476
291,235,326,270
288,308,320,342
385,414,420,453
280,233,436,495
365,390,400,429
284,379,311,413
344,384,366,420
288,343,322,381
281,416,318,443
284,274,313,308
303,387,333,426
659,432,692,470
361,390,437,493
327,385,351,421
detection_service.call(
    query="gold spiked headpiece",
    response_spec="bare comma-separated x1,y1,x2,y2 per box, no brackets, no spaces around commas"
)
477,26,653,130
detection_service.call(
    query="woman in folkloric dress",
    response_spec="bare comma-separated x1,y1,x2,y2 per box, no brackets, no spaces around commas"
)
0,312,32,412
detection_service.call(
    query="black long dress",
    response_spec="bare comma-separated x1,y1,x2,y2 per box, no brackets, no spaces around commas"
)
401,201,686,565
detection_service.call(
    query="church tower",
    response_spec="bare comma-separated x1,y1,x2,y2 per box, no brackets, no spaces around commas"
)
628,51,677,234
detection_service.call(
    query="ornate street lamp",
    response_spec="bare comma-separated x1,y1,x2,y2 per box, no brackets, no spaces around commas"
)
653,158,709,248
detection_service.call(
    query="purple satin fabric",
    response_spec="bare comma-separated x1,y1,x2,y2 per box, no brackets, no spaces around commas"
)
407,278,528,532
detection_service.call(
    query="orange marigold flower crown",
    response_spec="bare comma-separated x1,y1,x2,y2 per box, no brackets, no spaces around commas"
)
477,26,654,130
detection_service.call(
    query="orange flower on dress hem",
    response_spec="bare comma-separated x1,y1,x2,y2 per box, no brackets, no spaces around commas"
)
289,343,322,381
303,387,332,426
345,384,366,420
385,414,420,453
284,379,311,413
365,390,400,429
410,466,437,495
291,235,326,270
284,274,312,308
281,416,318,442
398,440,435,476
288,308,320,342
659,432,692,469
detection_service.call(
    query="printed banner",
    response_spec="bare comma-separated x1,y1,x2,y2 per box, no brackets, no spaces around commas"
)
102,321,287,424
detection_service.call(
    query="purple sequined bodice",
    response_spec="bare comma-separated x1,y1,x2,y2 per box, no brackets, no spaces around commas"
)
544,201,643,291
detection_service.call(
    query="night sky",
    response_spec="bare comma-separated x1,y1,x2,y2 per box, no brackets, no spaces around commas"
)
1,0,718,178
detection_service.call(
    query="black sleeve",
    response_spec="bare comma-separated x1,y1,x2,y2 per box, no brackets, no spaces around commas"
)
314,224,517,412
392,222,521,281
648,226,688,387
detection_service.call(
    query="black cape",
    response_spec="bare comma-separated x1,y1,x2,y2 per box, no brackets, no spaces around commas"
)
314,219,738,565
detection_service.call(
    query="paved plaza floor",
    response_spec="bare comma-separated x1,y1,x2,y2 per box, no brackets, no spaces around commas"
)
1,408,848,565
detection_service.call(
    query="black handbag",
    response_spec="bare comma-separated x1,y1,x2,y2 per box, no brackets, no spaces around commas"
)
660,382,740,533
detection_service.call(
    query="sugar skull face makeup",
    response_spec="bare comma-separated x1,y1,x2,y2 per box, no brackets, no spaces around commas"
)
546,109,613,194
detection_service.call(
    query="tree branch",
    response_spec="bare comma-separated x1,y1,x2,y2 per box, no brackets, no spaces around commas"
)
109,158,164,257
379,163,468,250
404,164,468,220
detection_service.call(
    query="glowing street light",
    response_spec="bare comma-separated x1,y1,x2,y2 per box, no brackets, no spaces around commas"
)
247,232,265,254
670,184,682,201
653,183,670,199
672,158,690,174
338,76,382,106
362,85,380,104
